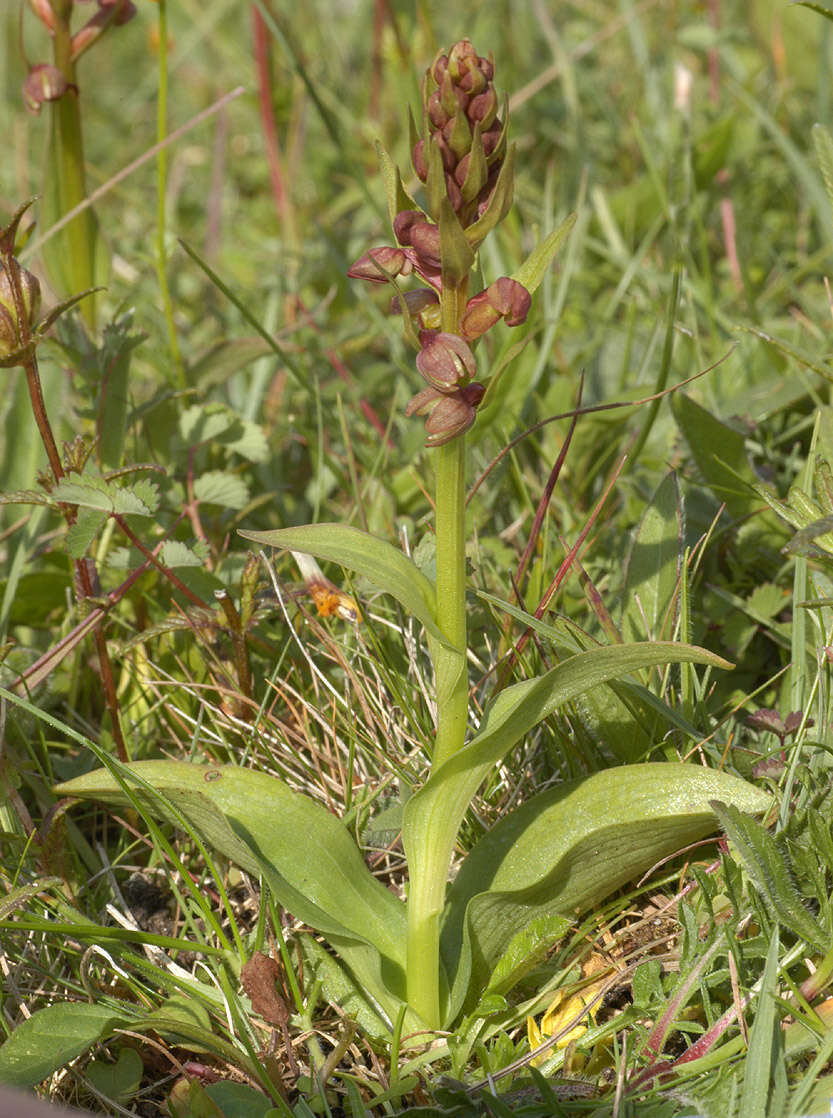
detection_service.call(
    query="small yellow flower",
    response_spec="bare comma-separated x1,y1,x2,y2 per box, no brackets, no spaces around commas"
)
527,992,591,1065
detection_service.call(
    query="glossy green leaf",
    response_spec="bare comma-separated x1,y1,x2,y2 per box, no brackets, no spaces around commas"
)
403,641,734,1024
238,522,444,643
55,762,409,1025
711,800,826,951
511,212,576,296
444,765,773,1011
621,471,683,641
0,1002,128,1087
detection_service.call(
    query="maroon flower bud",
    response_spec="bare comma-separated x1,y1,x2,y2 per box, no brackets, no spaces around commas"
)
393,210,425,245
460,277,531,340
390,288,440,318
413,139,428,182
469,88,498,128
423,387,483,446
22,65,70,113
409,222,442,268
427,91,449,129
347,246,412,284
405,384,443,417
416,331,476,391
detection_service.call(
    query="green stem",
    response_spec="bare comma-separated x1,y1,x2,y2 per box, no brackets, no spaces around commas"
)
155,0,186,388
406,433,469,1027
432,436,468,768
51,2,97,329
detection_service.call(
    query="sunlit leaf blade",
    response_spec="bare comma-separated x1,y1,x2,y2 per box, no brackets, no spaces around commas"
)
55,762,410,1023
621,471,683,642
402,640,736,1023
0,1003,129,1088
238,522,444,642
443,765,773,1014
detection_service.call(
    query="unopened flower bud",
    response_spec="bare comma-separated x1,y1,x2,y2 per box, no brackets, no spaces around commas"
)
347,246,412,284
0,261,41,361
390,288,439,318
416,331,476,391
460,277,531,340
22,65,70,113
424,382,484,446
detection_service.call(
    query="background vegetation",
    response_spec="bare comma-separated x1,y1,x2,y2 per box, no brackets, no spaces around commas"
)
3,1,833,1114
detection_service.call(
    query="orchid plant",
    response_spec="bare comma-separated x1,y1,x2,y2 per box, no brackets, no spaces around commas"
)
55,40,769,1042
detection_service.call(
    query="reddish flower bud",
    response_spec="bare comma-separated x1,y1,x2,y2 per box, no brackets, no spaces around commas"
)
423,390,480,446
405,384,443,417
469,88,498,127
390,288,439,318
416,331,476,391
412,139,428,182
393,210,424,245
409,222,442,267
22,65,70,113
347,246,412,284
460,277,531,340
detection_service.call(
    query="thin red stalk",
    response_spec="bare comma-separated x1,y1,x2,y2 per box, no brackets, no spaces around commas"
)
513,372,584,592
251,5,291,229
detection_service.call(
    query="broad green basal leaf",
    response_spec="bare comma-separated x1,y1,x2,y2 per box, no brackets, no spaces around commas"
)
403,641,734,1024
56,762,409,1026
238,523,444,643
442,764,772,1012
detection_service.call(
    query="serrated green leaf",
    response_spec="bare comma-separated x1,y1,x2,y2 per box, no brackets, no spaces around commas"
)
711,801,826,950
51,476,156,517
511,212,576,296
0,1002,128,1087
224,418,268,464
65,507,108,558
238,522,444,644
194,470,250,510
179,403,235,446
159,540,207,568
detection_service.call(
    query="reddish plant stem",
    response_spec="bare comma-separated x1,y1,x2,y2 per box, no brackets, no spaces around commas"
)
251,5,292,231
